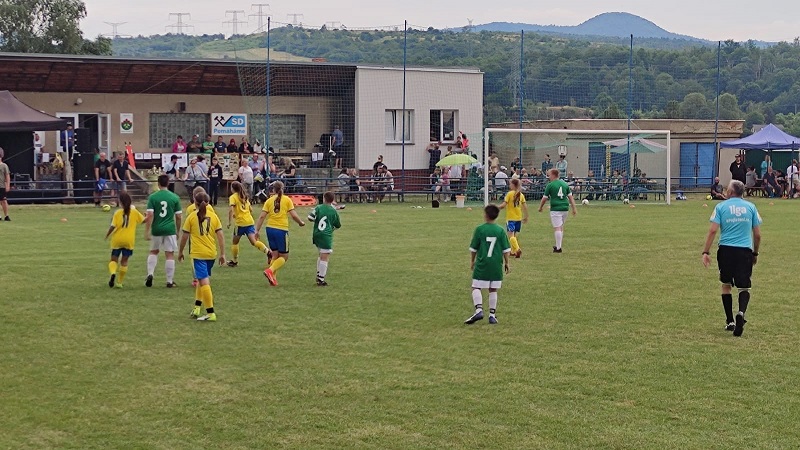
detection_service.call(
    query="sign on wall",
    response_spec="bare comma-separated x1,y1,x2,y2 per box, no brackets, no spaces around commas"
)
212,113,248,135
120,113,134,134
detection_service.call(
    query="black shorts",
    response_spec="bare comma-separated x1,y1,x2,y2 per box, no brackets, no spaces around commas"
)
0,187,6,201
717,245,754,288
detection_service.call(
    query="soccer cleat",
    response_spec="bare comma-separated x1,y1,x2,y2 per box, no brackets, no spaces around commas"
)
725,322,735,331
114,283,124,289
190,307,202,318
108,274,116,288
3,216,9,221
166,282,177,288
464,309,484,325
316,279,328,286
145,274,153,287
264,268,278,286
488,314,498,324
733,314,746,337
197,313,217,322
553,246,562,253
515,249,522,259
227,260,238,267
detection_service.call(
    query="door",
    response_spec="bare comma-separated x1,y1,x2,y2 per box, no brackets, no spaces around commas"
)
680,142,716,188
56,113,79,153
99,114,111,154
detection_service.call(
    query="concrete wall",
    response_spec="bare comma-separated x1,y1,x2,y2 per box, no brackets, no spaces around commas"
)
355,67,483,171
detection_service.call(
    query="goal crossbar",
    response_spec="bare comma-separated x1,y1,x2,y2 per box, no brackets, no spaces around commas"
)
482,128,672,205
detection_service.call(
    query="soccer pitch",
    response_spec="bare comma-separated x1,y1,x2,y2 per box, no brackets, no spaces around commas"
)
3,199,800,449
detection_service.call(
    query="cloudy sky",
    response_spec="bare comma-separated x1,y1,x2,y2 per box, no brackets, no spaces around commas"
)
81,0,800,42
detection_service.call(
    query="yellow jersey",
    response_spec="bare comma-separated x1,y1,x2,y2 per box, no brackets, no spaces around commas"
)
229,193,255,227
262,194,295,231
182,211,222,260
504,191,526,222
110,207,145,249
186,203,216,217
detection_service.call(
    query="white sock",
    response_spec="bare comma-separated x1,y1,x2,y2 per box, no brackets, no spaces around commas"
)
165,260,175,283
472,289,483,308
555,230,564,249
488,291,498,312
147,254,158,276
317,259,328,279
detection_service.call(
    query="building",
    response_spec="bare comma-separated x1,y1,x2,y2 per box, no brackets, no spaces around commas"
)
0,53,483,179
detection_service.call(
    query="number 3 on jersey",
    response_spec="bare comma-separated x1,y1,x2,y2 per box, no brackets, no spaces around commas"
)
159,201,168,218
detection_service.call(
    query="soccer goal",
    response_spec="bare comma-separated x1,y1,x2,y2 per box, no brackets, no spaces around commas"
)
482,128,672,206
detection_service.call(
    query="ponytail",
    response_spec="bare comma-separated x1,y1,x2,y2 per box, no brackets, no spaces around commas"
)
231,181,245,204
510,178,521,207
272,181,284,214
194,192,208,227
120,192,132,218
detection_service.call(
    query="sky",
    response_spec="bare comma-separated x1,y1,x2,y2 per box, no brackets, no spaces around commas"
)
80,0,800,43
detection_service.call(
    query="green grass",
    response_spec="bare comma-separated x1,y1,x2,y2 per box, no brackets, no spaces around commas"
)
2,198,800,449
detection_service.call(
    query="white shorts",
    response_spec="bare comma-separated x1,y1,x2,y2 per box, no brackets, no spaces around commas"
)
550,211,569,228
317,248,333,254
472,280,502,289
150,235,178,252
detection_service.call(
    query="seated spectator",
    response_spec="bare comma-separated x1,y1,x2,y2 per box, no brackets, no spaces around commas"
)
281,162,297,191
745,166,760,196
710,176,727,200
202,135,215,154
267,155,278,180
493,166,509,192
226,138,238,153
253,139,264,154
348,168,364,202
372,155,384,175
511,157,522,171
337,168,351,201
371,165,393,202
214,136,227,153
763,166,782,198
610,169,623,198
239,137,253,153
187,134,203,152
430,168,450,202
172,135,187,153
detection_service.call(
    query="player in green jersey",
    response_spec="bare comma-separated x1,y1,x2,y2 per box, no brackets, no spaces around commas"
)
144,175,183,287
307,192,342,286
538,168,577,253
465,204,511,325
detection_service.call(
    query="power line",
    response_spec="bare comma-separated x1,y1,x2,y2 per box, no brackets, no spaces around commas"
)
325,21,342,30
250,4,270,33
166,13,193,35
103,22,130,39
286,13,304,27
224,10,247,36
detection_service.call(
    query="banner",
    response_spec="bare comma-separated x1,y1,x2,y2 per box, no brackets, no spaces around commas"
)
120,113,134,134
212,113,248,135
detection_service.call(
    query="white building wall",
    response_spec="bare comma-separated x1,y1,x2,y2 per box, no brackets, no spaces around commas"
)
355,66,483,171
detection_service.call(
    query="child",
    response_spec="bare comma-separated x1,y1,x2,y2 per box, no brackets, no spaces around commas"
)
227,181,269,267
498,178,528,258
307,191,342,286
538,168,578,253
465,205,511,325
104,192,145,288
255,181,306,286
179,192,226,321
186,186,215,287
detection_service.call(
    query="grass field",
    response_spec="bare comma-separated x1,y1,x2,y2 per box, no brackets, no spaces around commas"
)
2,198,800,449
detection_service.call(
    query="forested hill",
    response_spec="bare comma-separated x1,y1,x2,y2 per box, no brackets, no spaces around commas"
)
112,28,800,135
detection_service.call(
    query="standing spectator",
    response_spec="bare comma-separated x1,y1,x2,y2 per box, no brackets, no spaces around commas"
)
202,134,215,154
0,150,10,221
253,139,264,154
172,135,187,153
493,166,509,193
111,151,132,205
208,156,223,206
488,152,500,171
710,177,727,200
785,160,799,197
373,155,384,175
459,131,470,150
427,142,441,173
60,123,75,160
555,154,568,176
238,156,255,199
448,163,465,200
93,151,112,207
510,157,522,172
541,154,553,173
195,155,209,192
701,179,761,336
332,125,344,169
183,158,208,194
239,137,253,153
187,134,203,153
226,138,238,153
730,154,746,184
745,166,759,196
214,136,228,153
760,154,772,178
163,155,179,192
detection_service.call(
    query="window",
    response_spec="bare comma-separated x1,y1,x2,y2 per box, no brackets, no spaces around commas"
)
249,114,306,149
385,109,413,143
430,110,457,142
149,113,210,149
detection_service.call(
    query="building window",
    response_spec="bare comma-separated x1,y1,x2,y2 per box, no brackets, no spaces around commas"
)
430,110,457,142
149,113,210,149
385,109,413,143
249,114,306,149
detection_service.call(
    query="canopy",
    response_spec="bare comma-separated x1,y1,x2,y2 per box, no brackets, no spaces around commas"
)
0,90,69,132
605,137,666,154
719,123,800,151
436,153,477,167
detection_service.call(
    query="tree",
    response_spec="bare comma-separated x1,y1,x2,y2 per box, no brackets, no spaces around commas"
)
0,0,110,55
680,93,714,119
718,93,743,120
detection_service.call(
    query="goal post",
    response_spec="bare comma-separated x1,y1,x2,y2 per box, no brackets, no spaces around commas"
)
482,128,672,206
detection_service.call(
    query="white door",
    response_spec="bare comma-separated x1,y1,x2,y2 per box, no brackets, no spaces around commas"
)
99,114,111,154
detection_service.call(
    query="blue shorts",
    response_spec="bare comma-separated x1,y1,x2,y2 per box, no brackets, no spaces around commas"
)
506,221,522,233
236,225,256,237
266,227,289,254
193,259,215,280
111,248,133,257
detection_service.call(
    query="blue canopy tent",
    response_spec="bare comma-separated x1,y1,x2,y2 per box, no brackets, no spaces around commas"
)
720,124,800,195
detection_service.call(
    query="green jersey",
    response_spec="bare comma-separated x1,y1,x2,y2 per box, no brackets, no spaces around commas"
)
470,223,511,281
543,179,572,211
146,189,182,236
308,204,341,250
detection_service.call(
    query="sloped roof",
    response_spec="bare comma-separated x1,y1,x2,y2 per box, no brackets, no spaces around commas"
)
0,90,69,132
720,123,800,150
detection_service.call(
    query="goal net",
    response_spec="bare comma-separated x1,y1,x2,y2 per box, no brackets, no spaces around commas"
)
482,128,672,206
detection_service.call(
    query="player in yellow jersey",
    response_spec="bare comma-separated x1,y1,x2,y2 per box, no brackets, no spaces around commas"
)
104,192,145,288
186,186,215,287
498,178,528,258
255,181,306,286
179,191,226,322
227,181,269,267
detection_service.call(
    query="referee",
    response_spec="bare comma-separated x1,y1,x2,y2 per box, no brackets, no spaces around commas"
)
702,180,762,337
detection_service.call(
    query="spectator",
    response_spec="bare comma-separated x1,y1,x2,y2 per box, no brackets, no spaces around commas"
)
763,166,782,198
555,154,568,175
60,123,75,160
459,131,470,150
427,142,441,173
730,154,746,184
237,157,254,199
710,176,727,200
163,154,179,192
214,136,228,153
187,134,203,152
267,155,278,180
373,165,394,202
208,156,223,205
93,151,112,207
281,161,297,191
195,155,209,191
447,162,465,201
745,166,760,196
786,160,799,196
348,168,363,202
172,135,187,153
0,150,8,220
111,151,132,205
226,138,238,153
494,166,509,192
239,137,253,153
541,154,553,173
373,155,384,175
202,134,215,154
337,168,350,200
333,125,344,169
184,158,209,194
488,152,500,171
455,135,464,150
511,157,522,172
760,154,772,178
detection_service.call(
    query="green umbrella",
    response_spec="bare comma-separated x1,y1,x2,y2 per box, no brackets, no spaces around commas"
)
436,153,478,167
